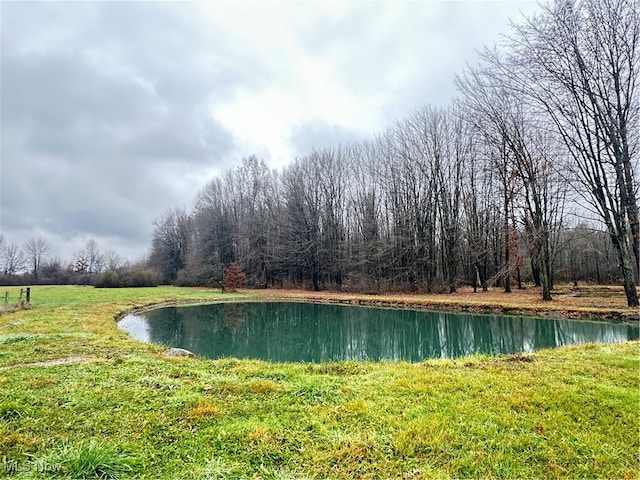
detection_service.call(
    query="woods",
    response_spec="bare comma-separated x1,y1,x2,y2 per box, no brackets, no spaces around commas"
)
148,0,638,306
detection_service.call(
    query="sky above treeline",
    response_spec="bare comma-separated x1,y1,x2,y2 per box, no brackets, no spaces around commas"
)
1,0,539,262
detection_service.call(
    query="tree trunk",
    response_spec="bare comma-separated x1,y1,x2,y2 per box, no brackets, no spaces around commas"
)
540,242,552,302
531,257,541,287
616,236,639,307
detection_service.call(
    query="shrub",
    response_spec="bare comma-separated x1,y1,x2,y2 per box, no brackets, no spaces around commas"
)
95,270,120,288
175,269,197,287
92,268,160,288
123,268,159,287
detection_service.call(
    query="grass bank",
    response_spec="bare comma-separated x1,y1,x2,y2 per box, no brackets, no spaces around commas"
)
254,284,639,321
0,285,638,479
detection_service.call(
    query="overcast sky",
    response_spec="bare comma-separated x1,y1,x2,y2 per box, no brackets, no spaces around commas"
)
1,0,539,263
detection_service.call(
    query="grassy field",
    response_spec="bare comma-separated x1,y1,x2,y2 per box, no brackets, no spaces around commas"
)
0,285,638,479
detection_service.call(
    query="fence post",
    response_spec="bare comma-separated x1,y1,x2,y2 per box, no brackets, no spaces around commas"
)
4,292,8,308
26,288,31,304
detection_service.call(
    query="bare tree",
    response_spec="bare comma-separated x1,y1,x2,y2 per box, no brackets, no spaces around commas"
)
460,138,494,292
24,237,51,283
502,0,639,306
282,158,322,290
188,177,236,286
149,208,190,283
1,243,25,276
314,147,348,289
434,106,470,292
347,140,387,290
84,239,104,274
234,156,277,288
104,250,126,273
456,66,522,294
386,110,440,291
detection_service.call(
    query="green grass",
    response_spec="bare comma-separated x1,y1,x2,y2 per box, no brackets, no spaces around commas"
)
0,285,638,479
26,441,135,479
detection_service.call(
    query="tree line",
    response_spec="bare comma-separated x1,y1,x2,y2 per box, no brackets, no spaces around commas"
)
0,235,156,287
149,0,639,306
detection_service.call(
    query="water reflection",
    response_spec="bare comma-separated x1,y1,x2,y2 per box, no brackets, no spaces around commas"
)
221,303,247,335
118,302,639,362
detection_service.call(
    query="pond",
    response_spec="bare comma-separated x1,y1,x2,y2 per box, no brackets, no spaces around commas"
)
118,302,639,362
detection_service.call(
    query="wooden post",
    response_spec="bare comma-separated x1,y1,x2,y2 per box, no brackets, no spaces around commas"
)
26,288,31,304
19,289,24,301
4,292,8,308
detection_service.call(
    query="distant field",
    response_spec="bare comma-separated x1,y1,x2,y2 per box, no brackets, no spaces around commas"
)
0,285,638,479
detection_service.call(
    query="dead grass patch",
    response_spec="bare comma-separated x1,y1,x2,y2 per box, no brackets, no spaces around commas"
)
247,379,282,394
503,354,536,363
185,401,223,419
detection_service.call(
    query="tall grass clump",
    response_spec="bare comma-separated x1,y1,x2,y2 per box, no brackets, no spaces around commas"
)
38,441,135,479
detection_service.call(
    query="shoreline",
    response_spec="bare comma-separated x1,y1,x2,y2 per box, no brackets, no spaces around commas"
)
110,285,639,325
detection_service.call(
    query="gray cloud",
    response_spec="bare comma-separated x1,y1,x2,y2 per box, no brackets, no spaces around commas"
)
1,1,248,260
290,120,367,157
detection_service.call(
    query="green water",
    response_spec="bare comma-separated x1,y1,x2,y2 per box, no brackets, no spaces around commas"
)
119,302,639,362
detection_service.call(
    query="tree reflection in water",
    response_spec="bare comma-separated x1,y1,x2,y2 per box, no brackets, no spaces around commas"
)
222,303,247,335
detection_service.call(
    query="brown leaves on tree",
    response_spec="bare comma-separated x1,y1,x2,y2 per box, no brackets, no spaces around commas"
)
223,262,246,292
